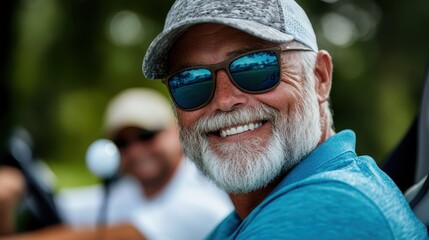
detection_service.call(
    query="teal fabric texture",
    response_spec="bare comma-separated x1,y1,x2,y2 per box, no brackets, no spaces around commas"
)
207,130,428,239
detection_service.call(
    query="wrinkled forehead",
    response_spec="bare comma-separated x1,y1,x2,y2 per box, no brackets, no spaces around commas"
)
167,23,279,72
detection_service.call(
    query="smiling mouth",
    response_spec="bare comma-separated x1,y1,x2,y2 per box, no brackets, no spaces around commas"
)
218,121,265,138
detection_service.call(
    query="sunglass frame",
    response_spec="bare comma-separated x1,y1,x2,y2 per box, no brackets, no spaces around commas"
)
163,45,313,111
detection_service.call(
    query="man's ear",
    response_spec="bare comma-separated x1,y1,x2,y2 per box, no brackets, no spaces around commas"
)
314,50,333,104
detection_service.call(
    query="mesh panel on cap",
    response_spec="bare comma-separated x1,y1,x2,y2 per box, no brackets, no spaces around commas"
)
279,0,317,52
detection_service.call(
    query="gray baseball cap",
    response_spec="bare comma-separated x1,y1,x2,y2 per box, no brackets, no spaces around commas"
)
142,0,318,80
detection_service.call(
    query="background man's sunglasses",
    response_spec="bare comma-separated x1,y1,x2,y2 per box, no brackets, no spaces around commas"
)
114,130,159,149
164,45,312,111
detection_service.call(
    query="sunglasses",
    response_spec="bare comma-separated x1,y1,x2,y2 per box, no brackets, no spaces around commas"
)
113,130,159,150
164,45,312,111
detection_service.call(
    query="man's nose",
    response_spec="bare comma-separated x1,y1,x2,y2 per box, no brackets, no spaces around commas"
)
120,140,150,156
209,70,249,112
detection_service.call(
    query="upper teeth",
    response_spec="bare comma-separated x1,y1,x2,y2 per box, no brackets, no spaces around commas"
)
219,122,263,138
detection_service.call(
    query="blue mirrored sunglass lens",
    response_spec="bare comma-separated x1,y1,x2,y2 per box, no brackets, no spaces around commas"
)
230,51,280,92
168,68,213,109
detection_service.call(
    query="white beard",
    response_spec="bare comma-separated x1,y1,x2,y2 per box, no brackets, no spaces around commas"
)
178,84,322,194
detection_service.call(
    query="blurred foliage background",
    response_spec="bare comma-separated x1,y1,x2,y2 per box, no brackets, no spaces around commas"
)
1,0,428,189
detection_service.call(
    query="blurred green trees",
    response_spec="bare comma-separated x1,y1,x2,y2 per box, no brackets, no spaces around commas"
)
2,0,428,188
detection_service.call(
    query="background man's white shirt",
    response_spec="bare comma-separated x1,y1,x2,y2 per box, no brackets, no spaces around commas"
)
56,158,233,240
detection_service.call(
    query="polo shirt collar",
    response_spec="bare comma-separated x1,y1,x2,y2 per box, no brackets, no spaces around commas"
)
271,129,357,195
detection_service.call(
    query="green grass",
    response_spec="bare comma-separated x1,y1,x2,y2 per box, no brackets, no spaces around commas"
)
46,159,100,191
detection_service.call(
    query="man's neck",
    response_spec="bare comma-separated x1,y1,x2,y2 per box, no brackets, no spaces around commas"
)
229,120,334,220
141,180,169,198
140,158,182,199
229,177,282,220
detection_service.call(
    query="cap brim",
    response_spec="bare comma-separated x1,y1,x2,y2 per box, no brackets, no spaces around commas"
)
142,17,295,80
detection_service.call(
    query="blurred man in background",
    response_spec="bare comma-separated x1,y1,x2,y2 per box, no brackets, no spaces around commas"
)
0,88,233,240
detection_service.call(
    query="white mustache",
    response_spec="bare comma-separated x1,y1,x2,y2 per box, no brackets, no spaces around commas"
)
190,104,278,134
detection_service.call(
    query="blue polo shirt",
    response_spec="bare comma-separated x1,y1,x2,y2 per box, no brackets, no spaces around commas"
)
207,130,428,239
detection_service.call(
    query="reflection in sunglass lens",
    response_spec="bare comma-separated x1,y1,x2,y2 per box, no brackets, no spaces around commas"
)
167,50,281,110
230,51,279,92
168,68,213,110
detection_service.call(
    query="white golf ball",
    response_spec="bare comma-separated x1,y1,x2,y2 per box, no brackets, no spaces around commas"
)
86,139,120,179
